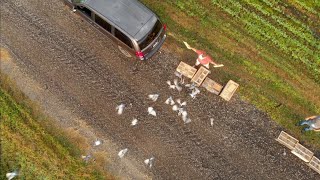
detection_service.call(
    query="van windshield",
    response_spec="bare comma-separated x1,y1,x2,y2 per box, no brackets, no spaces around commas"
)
138,20,162,50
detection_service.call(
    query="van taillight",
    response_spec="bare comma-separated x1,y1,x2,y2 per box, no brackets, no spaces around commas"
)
163,24,167,31
135,51,144,59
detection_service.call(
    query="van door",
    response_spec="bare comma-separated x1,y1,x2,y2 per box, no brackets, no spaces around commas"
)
114,28,134,58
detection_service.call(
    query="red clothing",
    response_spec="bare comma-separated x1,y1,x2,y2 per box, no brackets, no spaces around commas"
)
196,50,213,65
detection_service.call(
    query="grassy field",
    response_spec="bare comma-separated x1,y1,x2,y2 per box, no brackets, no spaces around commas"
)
141,0,320,148
0,74,113,179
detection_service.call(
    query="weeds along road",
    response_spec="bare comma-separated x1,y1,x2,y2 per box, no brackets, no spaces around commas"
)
0,0,318,179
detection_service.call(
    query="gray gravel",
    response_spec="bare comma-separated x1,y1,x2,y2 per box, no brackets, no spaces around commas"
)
0,0,318,179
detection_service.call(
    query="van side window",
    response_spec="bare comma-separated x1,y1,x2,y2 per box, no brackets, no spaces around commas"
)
95,15,111,32
78,6,91,18
115,29,132,48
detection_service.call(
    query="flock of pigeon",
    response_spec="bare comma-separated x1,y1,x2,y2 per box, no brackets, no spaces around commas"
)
109,72,203,169
5,72,205,179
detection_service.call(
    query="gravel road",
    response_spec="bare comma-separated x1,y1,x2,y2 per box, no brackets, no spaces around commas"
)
0,0,318,179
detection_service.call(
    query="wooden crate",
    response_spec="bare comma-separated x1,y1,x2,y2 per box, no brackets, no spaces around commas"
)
191,66,210,86
308,156,320,174
291,143,314,162
201,77,223,95
176,61,197,79
275,131,299,150
219,80,239,101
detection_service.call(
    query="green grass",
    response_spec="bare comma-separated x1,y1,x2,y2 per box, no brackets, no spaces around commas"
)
0,74,113,179
140,0,320,148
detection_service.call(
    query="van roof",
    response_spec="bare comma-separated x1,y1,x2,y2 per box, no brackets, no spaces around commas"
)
83,0,158,41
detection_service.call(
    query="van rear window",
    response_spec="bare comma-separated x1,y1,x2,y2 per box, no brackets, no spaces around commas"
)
138,20,162,50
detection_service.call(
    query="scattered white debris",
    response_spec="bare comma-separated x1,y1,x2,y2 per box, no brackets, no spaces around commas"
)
166,80,176,89
173,79,182,92
118,148,128,158
148,107,157,116
283,150,286,156
165,96,175,105
6,171,18,180
148,94,159,102
116,104,125,115
190,87,200,99
131,118,138,126
210,118,214,127
144,157,155,168
94,140,102,146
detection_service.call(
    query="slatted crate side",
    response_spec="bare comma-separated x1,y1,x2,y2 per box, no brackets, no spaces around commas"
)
176,61,197,79
219,80,239,101
191,66,210,86
201,77,223,95
275,131,299,150
308,156,320,174
291,143,314,162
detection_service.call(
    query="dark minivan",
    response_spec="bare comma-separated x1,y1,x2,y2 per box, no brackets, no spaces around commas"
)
65,0,167,60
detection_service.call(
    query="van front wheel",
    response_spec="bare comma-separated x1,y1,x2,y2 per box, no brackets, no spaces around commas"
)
118,46,132,58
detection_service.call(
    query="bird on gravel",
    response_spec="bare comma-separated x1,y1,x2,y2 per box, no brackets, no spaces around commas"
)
166,80,176,89
176,99,187,106
173,79,182,92
116,104,125,115
172,105,179,112
148,107,157,116
118,148,128,158
210,118,214,127
184,118,192,124
131,118,138,126
94,140,102,146
144,157,155,168
185,83,196,90
165,96,175,105
6,170,18,180
174,71,185,84
81,154,92,163
148,94,159,102
190,87,200,99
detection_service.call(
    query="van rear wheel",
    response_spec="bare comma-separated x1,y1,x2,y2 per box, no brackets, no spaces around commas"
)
118,46,132,58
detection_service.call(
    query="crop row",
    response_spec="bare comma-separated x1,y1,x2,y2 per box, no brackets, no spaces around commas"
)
210,0,318,75
243,0,318,48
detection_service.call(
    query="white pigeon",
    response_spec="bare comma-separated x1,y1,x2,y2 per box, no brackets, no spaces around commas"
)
185,83,196,90
178,108,185,116
118,148,128,158
174,71,185,84
6,171,18,180
148,94,159,102
81,154,92,162
131,118,138,126
172,105,179,111
144,157,155,168
173,79,182,92
184,118,192,124
165,96,175,105
210,118,214,127
116,104,125,115
166,80,176,89
176,99,187,106
94,140,102,146
190,88,200,99
148,107,157,116
181,111,188,120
